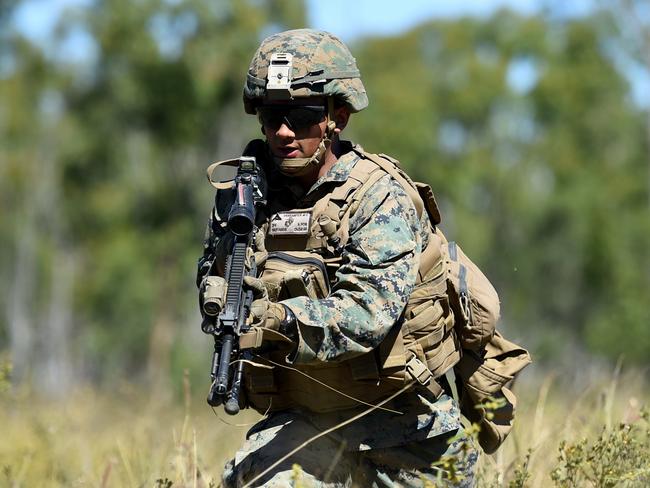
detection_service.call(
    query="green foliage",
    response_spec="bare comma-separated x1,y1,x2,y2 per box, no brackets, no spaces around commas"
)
0,385,255,487
350,10,650,363
1,0,307,386
430,422,481,486
551,409,650,487
1,1,649,392
509,450,532,488
430,396,511,486
0,357,11,395
0,370,647,487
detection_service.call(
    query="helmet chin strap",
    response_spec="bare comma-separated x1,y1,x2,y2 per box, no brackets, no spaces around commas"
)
272,99,337,177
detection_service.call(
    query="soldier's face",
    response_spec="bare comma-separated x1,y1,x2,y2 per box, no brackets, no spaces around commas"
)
259,98,328,159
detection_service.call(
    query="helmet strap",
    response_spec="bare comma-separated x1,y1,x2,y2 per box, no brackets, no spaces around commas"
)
272,98,337,177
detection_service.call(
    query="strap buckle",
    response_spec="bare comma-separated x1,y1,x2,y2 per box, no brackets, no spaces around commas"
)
406,353,433,386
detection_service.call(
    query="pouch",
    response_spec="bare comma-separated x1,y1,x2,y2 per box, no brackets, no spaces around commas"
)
454,331,532,454
259,251,330,301
445,241,500,350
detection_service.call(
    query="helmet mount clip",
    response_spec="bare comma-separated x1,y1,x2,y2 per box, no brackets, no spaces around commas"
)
266,53,293,100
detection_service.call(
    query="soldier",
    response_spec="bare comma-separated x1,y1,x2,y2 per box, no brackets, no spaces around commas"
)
198,29,483,487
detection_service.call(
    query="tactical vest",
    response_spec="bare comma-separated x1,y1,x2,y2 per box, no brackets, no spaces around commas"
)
240,148,464,414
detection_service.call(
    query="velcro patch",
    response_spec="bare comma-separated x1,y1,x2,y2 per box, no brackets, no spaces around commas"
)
269,211,312,236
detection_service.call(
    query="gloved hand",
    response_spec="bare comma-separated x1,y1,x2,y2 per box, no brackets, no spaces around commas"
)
243,276,287,330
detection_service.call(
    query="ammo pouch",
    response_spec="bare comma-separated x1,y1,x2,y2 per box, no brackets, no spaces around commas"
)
244,323,412,414
455,332,531,454
258,251,330,301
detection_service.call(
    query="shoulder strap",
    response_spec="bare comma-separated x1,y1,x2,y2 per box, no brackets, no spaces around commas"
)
356,151,425,219
314,157,384,250
315,149,441,255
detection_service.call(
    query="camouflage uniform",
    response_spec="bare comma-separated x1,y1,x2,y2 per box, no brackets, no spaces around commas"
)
203,144,478,487
222,405,477,487
199,29,479,488
274,147,424,363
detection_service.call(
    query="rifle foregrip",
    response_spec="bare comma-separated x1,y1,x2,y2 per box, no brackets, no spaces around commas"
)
207,386,223,407
224,397,240,415
215,334,234,396
224,357,245,415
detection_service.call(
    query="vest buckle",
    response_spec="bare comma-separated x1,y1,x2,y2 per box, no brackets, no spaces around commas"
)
406,353,433,386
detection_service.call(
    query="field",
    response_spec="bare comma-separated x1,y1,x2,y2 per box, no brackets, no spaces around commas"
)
1,366,648,487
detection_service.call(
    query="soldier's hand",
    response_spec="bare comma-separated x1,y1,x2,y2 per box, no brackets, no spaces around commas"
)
244,276,286,331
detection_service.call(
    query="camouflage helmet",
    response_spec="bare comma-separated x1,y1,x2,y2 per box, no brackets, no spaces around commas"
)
243,29,368,114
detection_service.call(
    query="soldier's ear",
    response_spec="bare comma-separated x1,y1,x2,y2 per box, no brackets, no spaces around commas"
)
333,106,350,133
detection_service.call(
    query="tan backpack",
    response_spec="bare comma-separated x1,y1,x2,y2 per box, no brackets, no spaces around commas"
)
356,151,532,454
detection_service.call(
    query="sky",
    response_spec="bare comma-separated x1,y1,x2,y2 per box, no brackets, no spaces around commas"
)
12,0,595,44
8,0,649,106
305,0,593,41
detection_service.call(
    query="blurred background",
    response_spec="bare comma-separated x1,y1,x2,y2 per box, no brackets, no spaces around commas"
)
1,0,649,399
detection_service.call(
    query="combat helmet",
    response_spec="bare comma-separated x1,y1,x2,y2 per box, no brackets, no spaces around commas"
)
243,29,368,114
244,29,368,176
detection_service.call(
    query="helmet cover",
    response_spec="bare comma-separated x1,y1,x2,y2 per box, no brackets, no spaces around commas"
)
243,29,368,114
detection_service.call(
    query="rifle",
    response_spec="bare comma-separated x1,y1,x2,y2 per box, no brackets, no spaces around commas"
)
200,156,266,415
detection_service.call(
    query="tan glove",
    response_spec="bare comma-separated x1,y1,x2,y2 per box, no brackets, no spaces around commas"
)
244,276,286,330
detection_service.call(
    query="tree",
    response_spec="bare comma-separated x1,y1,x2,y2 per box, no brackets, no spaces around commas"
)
0,0,307,392
350,10,650,362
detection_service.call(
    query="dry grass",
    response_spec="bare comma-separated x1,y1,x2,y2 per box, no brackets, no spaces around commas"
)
0,365,648,487
0,377,256,487
475,366,650,487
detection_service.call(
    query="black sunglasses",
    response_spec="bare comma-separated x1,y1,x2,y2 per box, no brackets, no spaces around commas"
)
257,105,326,132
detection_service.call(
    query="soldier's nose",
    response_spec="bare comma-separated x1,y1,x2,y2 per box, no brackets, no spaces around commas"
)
276,121,295,138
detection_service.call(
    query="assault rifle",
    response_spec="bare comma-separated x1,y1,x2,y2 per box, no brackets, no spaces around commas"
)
200,156,266,415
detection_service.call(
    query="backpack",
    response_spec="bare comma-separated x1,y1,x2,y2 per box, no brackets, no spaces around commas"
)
358,151,532,454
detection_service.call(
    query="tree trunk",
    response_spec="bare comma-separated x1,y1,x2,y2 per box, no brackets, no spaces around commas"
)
146,257,177,398
7,209,36,385
39,120,78,396
40,250,76,396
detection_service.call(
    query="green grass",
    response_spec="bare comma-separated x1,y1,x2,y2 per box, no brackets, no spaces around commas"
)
0,367,648,487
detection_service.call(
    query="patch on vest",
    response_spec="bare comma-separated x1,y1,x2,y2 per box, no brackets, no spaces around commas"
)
268,211,312,236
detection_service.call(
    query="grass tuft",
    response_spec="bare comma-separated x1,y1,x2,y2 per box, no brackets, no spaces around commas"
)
0,366,647,486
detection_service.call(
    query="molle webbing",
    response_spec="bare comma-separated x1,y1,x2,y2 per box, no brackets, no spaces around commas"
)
244,149,460,414
313,150,435,254
308,156,385,251
331,150,443,284
355,152,425,219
